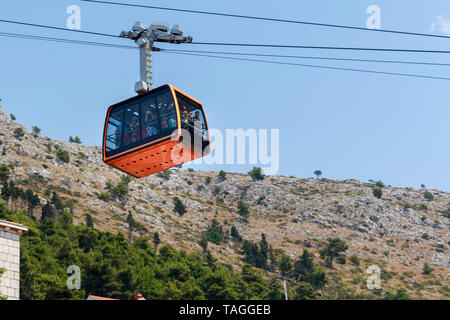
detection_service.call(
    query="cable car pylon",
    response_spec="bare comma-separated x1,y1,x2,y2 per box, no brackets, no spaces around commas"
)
102,21,209,178
120,21,192,94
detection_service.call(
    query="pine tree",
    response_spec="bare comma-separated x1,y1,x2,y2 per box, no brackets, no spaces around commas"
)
269,245,278,272
313,170,322,179
294,282,317,300
85,213,94,228
31,126,41,136
41,203,56,222
320,238,348,268
24,189,40,217
230,225,242,248
423,262,433,275
248,167,265,181
237,200,249,221
279,254,293,277
199,233,208,262
173,197,187,216
135,222,148,238
1,181,11,208
205,250,217,268
10,181,21,211
258,233,269,269
153,232,161,250
294,249,315,281
126,211,136,243
0,164,11,183
218,170,227,182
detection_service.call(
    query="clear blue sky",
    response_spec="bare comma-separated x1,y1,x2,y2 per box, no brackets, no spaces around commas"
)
1,0,450,190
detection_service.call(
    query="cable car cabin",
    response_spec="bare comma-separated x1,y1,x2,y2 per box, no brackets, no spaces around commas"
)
103,84,210,178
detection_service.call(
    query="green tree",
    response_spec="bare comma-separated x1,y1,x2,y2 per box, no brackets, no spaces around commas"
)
32,126,41,136
98,192,110,201
135,222,148,238
205,250,217,268
267,278,284,300
279,254,293,277
230,225,242,247
383,289,411,300
173,197,187,216
257,233,269,269
242,240,259,267
126,211,136,243
0,164,11,183
320,238,348,268
56,149,70,163
373,187,382,199
59,209,73,228
85,213,94,228
237,200,249,221
423,262,433,275
294,249,315,281
105,179,129,199
205,219,224,245
375,180,385,187
72,136,82,144
424,191,434,201
41,202,56,222
199,233,209,262
1,181,11,207
218,170,227,182
120,174,132,186
9,114,16,121
51,192,64,212
248,167,265,181
349,255,360,266
294,282,317,300
10,181,21,211
313,170,322,179
24,189,40,217
153,232,161,250
269,246,278,272
14,127,25,138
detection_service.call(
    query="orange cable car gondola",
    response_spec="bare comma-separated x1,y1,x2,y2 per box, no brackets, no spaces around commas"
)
102,84,210,178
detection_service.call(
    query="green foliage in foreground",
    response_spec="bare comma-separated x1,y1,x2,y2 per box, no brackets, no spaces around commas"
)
0,203,281,300
0,268,5,300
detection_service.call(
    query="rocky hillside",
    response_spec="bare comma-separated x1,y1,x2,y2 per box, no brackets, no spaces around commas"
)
0,106,448,299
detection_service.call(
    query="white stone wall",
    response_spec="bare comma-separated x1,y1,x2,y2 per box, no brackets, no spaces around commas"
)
0,230,21,300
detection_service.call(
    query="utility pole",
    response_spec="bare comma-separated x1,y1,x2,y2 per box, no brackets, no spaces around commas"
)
120,21,192,95
283,277,289,300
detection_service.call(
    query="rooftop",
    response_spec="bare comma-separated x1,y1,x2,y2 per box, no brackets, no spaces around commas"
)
0,219,28,235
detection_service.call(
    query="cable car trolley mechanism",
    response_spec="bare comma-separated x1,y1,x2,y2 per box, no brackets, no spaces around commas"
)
103,21,210,178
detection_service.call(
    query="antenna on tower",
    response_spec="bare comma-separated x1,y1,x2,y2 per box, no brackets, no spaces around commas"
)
120,21,193,94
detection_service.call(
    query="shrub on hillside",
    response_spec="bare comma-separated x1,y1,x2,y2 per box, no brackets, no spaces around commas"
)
56,149,70,163
248,167,265,181
373,187,382,199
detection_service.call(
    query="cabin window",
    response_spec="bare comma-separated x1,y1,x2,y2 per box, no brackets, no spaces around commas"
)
157,91,177,135
176,93,207,151
105,108,124,153
140,97,160,139
123,103,141,147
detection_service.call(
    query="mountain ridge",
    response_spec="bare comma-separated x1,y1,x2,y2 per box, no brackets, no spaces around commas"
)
0,106,448,299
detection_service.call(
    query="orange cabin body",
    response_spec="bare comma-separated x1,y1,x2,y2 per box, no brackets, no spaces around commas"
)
102,84,210,178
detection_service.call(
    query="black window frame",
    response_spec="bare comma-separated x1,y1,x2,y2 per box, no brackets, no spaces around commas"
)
103,85,177,160
175,92,209,154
